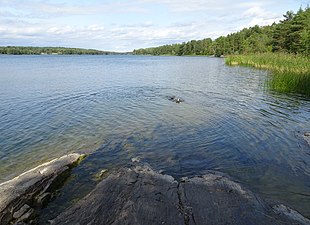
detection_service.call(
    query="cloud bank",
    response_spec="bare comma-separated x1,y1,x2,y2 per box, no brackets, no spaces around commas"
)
0,0,307,51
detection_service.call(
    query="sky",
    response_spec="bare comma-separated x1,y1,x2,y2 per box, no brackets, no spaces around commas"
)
0,0,309,52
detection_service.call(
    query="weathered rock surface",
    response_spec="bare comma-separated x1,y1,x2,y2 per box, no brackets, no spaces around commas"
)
0,153,84,225
51,166,309,225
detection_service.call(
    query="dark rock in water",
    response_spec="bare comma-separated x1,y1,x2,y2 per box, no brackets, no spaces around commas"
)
174,98,183,103
169,95,176,100
0,153,84,225
51,166,308,225
168,95,184,103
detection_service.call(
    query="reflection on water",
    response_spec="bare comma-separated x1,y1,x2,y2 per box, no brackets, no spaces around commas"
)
0,55,309,219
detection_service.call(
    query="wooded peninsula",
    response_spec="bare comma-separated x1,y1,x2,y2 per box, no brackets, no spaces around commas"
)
133,7,310,57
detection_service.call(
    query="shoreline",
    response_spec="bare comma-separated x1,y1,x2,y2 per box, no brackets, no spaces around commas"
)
0,153,85,225
0,154,309,225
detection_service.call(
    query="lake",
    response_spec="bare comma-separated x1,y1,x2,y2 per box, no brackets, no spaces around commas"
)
0,55,309,219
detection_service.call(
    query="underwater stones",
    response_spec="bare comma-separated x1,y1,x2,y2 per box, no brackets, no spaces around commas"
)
93,169,108,181
0,153,84,225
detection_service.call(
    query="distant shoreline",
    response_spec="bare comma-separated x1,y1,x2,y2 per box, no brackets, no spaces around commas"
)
0,46,132,55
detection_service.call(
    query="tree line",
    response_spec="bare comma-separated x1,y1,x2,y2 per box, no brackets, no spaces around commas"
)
133,7,310,57
0,46,122,55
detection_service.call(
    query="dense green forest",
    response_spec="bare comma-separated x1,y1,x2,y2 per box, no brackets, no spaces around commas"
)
0,46,122,55
133,7,310,56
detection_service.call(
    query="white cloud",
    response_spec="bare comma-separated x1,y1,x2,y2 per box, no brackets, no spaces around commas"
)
0,0,304,51
241,6,283,27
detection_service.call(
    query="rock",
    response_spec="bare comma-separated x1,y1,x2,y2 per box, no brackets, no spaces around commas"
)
51,166,307,225
35,192,51,208
16,208,35,224
13,204,30,219
273,204,310,225
93,169,108,181
167,95,184,103
0,153,85,225
303,132,310,146
51,166,182,225
131,157,141,163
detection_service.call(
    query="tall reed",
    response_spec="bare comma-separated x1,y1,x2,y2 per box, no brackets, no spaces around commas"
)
225,53,310,96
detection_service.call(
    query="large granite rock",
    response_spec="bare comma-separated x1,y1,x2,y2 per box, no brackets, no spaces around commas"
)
51,166,310,225
0,153,84,225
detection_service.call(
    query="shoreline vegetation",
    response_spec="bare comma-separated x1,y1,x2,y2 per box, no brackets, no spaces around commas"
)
132,7,310,96
0,46,130,55
133,7,309,57
226,53,310,95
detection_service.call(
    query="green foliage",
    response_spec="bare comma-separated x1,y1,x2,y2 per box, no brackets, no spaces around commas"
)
133,7,310,57
0,46,122,55
225,53,310,95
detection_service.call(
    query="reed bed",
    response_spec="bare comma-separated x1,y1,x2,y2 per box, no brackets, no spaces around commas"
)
225,53,310,96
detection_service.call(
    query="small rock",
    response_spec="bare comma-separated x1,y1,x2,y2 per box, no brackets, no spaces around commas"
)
98,169,108,177
35,192,51,208
131,157,141,163
167,96,184,103
94,169,108,181
173,98,183,103
158,169,165,174
13,204,30,219
16,208,35,223
13,222,27,225
169,96,176,100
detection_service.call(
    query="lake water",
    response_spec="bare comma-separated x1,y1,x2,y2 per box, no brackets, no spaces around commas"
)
0,55,309,219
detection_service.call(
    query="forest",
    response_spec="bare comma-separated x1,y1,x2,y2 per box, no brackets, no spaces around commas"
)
0,46,120,55
133,7,310,57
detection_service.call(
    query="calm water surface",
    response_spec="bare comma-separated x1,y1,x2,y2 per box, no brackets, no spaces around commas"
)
0,55,309,220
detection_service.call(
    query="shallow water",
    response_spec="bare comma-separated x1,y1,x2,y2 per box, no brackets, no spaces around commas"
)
0,55,309,219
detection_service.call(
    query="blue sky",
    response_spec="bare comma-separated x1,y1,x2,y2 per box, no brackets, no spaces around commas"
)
0,0,309,51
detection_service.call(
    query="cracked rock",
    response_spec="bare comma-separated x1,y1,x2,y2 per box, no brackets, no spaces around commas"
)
51,166,307,225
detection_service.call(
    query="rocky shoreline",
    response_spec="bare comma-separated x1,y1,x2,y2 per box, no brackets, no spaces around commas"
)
0,154,309,225
0,153,85,225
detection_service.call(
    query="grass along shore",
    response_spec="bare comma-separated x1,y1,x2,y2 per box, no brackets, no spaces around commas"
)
225,53,310,96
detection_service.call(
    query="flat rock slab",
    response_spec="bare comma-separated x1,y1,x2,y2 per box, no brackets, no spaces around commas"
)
0,153,83,225
52,166,309,225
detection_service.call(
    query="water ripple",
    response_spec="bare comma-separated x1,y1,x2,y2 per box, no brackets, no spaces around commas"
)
0,55,309,217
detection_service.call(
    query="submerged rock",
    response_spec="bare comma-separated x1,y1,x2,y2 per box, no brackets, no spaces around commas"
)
303,132,310,146
51,166,307,225
93,169,108,181
0,153,85,225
